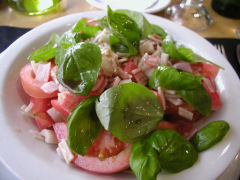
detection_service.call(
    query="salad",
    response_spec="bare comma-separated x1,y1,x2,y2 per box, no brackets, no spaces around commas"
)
19,7,230,180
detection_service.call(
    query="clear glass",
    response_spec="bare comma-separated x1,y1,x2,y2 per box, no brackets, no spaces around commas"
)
4,0,62,15
164,0,213,31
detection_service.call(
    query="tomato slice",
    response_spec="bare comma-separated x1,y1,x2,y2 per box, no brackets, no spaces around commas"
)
30,97,52,114
157,121,177,131
20,63,58,98
34,112,54,130
74,144,132,174
53,123,131,174
200,63,219,81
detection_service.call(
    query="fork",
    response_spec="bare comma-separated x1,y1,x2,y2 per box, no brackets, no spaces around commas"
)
214,44,227,58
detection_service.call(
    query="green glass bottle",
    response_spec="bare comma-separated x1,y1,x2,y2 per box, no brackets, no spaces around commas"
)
4,0,61,15
212,0,240,19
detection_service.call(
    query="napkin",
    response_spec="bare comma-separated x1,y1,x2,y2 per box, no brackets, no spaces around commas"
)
0,26,239,78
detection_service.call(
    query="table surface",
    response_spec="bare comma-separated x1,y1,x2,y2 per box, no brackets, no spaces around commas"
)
0,0,239,179
0,0,240,38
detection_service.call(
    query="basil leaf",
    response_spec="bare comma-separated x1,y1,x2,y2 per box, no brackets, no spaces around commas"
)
149,129,198,173
95,83,163,142
162,35,222,68
29,33,59,62
72,18,101,40
57,42,102,96
176,86,212,116
107,6,141,56
191,121,230,152
148,65,202,90
130,139,161,180
68,96,101,155
151,24,167,39
109,35,129,53
115,9,152,39
55,30,77,65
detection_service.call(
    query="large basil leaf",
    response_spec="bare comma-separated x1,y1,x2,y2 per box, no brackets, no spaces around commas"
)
162,35,222,68
176,86,212,116
95,83,163,142
107,6,141,56
115,9,152,39
130,139,161,180
68,96,101,155
191,121,230,152
151,24,167,39
57,42,102,96
148,65,202,90
149,129,198,173
29,33,59,62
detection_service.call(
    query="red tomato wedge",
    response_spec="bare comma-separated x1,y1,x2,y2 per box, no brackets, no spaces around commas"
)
157,121,177,131
200,63,219,81
74,144,132,174
53,123,131,174
30,97,52,114
34,112,54,130
20,63,58,98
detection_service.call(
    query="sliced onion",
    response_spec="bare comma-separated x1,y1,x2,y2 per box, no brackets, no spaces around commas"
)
160,53,169,66
47,107,66,123
41,81,59,94
166,97,183,106
112,76,121,86
119,79,132,84
178,107,193,121
58,139,74,164
202,77,215,93
173,62,192,73
157,87,166,110
35,62,51,82
40,129,58,144
92,76,104,92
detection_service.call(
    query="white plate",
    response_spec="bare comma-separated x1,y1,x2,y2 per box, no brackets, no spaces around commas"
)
85,0,171,13
0,11,240,180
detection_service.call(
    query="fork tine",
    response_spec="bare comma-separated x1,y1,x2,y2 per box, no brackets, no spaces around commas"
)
220,44,227,58
214,44,227,58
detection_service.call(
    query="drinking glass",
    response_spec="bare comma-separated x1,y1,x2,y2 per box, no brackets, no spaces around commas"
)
164,0,213,31
4,0,62,15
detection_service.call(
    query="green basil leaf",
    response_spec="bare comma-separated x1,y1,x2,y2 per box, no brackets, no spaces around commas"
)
57,42,102,96
162,35,222,68
130,139,161,180
148,65,202,90
29,33,59,62
55,30,77,65
109,35,129,53
149,129,198,173
72,18,101,40
176,86,212,116
95,83,163,142
107,6,141,56
68,96,101,155
150,24,167,39
115,9,152,39
191,121,230,152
